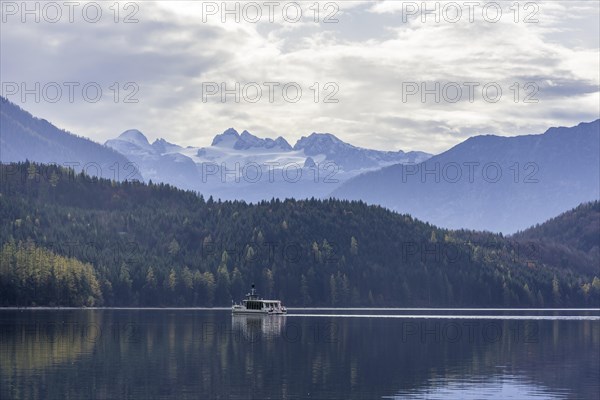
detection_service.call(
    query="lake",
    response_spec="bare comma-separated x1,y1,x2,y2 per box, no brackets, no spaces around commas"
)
1,309,598,399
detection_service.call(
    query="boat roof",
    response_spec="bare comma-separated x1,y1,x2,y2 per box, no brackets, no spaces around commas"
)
244,299,282,302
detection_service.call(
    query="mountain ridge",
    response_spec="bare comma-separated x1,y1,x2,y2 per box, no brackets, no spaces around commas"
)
332,120,600,234
0,97,143,182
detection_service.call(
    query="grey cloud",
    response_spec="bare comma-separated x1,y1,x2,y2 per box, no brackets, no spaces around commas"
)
1,1,597,154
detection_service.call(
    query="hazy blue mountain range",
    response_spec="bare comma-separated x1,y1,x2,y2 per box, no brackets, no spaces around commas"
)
0,98,430,200
3,98,598,235
332,120,600,234
0,97,142,181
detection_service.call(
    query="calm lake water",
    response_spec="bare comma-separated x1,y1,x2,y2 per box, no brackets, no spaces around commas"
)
1,309,598,399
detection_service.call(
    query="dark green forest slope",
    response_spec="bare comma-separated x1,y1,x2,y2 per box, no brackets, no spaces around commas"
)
513,201,600,258
1,162,598,307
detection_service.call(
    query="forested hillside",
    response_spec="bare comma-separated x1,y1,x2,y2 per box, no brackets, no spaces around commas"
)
513,201,600,258
0,241,101,306
1,162,598,307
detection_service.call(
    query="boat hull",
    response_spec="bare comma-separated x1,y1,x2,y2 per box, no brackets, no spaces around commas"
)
231,308,287,315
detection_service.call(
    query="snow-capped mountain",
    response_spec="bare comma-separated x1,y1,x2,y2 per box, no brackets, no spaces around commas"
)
152,138,183,155
295,132,429,170
172,128,429,173
105,130,199,190
105,128,432,201
212,128,293,151
106,130,183,156
105,129,154,155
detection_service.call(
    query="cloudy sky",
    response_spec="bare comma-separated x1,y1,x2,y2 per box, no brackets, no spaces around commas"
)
1,0,598,153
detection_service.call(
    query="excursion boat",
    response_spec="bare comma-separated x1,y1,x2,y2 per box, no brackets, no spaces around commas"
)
232,284,287,315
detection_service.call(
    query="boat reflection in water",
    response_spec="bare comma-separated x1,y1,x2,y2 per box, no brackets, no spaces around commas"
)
231,313,287,342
